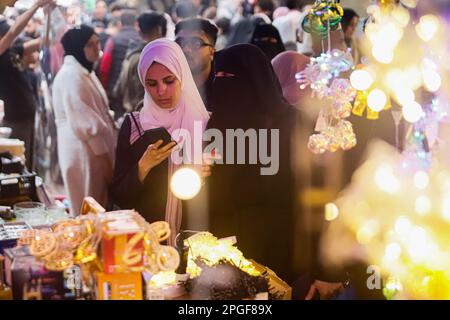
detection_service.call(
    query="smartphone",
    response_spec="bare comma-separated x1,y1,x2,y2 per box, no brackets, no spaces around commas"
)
145,127,175,147
132,127,177,158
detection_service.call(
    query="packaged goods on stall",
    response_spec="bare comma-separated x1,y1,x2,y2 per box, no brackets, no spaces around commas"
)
0,222,32,254
10,254,84,300
96,272,143,300
100,210,145,274
0,254,13,300
80,197,106,216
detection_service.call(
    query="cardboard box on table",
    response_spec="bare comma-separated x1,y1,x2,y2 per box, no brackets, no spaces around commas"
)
96,211,145,300
96,272,143,300
100,211,145,274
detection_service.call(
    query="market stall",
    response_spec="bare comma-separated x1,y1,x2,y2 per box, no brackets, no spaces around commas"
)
0,196,292,300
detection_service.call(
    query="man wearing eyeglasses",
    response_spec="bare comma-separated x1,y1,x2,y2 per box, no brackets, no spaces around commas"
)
175,18,218,112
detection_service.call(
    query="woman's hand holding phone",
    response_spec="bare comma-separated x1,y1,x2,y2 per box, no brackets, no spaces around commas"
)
138,140,177,183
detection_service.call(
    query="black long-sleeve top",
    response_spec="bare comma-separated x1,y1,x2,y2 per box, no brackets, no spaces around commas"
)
110,115,168,222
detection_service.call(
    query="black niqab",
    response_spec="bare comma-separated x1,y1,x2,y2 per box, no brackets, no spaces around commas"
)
250,23,285,62
226,17,266,47
210,43,290,128
61,24,96,72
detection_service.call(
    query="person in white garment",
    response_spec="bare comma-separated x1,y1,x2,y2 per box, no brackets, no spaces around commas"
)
52,24,118,216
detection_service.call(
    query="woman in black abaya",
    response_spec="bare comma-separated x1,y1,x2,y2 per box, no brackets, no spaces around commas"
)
207,43,297,283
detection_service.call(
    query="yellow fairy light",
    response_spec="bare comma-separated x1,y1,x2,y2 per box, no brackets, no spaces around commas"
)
402,101,423,123
414,171,429,190
394,216,412,237
325,203,339,221
422,68,442,93
384,69,403,92
350,69,374,91
375,164,400,193
372,46,394,64
383,277,402,300
416,15,440,42
391,5,410,28
415,195,431,216
149,271,177,288
394,86,415,106
442,196,450,222
367,89,387,112
407,227,430,261
321,140,450,299
170,167,202,200
357,220,380,244
385,243,402,261
403,67,422,91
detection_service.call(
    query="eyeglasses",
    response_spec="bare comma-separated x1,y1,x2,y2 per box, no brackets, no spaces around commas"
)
175,37,213,50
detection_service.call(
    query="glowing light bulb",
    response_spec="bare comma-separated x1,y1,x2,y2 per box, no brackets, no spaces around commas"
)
415,195,431,216
404,67,422,90
372,46,394,64
367,89,387,112
384,69,404,91
442,195,450,222
416,15,440,42
357,220,380,244
375,164,400,194
423,68,441,93
394,216,411,237
395,86,415,106
414,171,429,189
392,6,410,27
408,227,430,261
325,203,339,221
350,69,374,91
402,101,423,123
170,167,202,200
385,243,402,261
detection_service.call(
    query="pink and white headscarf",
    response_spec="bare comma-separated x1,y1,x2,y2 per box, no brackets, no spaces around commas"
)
137,38,210,244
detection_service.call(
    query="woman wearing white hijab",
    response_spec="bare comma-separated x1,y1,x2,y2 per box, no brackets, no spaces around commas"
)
110,38,210,242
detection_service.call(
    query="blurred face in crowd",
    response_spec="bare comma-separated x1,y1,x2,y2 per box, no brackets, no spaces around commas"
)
145,62,182,109
66,5,82,25
192,0,202,9
25,19,40,37
111,9,122,18
94,0,108,20
345,16,359,39
23,50,39,68
83,34,101,63
93,24,105,35
175,29,214,75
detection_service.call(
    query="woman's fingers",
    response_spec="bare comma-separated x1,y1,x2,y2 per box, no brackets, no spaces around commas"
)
155,147,175,162
305,283,317,300
148,140,164,150
159,141,177,153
